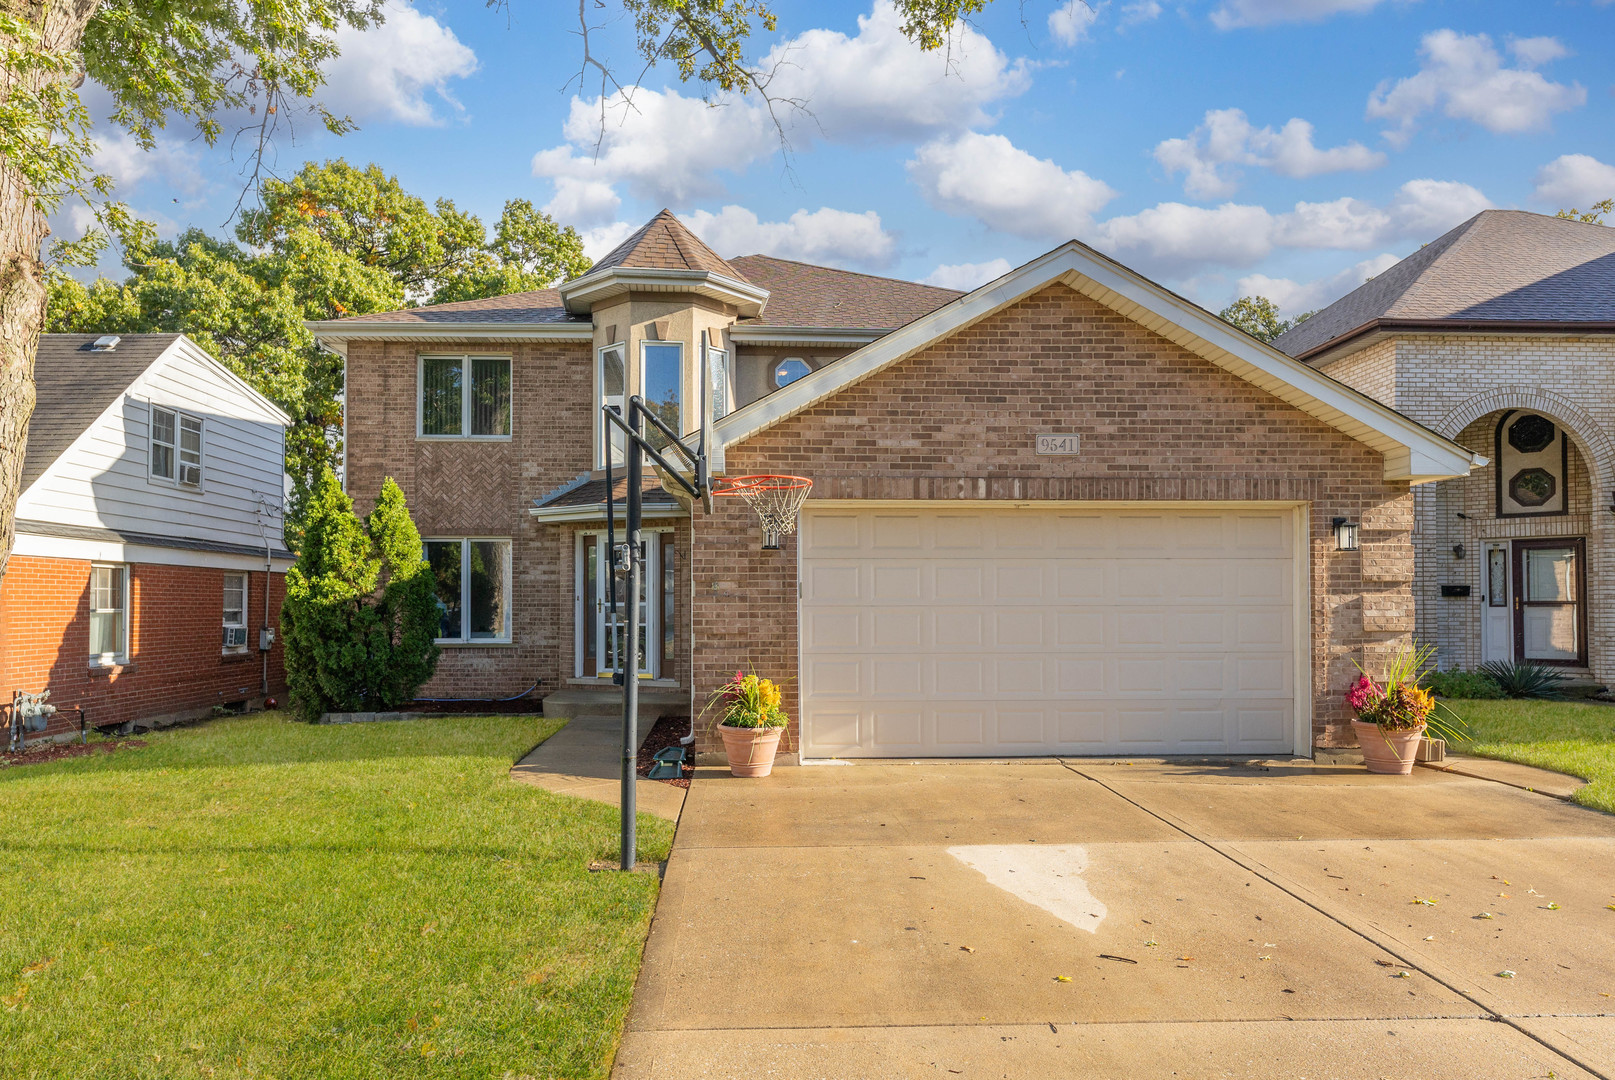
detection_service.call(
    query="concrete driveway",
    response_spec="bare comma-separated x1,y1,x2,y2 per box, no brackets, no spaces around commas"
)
615,759,1615,1079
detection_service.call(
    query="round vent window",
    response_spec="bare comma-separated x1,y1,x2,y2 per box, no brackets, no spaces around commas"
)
1509,467,1557,507
775,357,811,387
1508,414,1556,455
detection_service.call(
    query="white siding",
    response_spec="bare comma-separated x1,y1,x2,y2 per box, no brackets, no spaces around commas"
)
17,338,288,551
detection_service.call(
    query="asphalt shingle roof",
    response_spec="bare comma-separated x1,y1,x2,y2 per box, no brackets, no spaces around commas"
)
730,255,962,330
336,288,579,325
25,334,181,490
1274,209,1615,359
592,209,745,278
536,475,679,509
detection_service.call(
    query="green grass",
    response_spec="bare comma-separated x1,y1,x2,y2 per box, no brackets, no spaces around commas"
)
1448,698,1615,814
0,713,673,1079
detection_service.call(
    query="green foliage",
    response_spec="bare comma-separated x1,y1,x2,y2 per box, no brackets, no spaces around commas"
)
281,468,438,721
1479,660,1569,700
1424,667,1506,700
1556,198,1612,225
365,478,442,710
1449,699,1615,814
1218,295,1316,343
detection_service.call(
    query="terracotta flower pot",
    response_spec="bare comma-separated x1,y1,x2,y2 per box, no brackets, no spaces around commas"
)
1352,719,1425,776
718,723,784,777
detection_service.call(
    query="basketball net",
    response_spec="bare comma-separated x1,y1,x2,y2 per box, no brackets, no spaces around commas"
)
713,475,813,549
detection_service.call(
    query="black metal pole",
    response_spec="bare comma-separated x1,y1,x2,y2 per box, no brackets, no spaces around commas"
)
620,405,642,872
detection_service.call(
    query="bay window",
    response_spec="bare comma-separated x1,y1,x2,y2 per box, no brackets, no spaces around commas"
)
598,343,626,467
641,341,683,451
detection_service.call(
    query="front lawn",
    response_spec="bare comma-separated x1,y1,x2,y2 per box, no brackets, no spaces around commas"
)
0,712,673,1079
1447,698,1615,814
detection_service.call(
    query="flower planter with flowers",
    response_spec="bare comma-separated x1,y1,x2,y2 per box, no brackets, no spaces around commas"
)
1344,643,1464,775
706,669,790,777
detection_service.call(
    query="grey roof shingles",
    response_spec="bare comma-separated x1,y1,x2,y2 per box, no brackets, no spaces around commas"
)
336,287,580,325
591,209,746,279
25,334,182,490
1275,209,1615,359
730,255,962,330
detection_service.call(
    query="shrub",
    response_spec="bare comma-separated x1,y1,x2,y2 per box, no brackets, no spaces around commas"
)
1424,668,1506,700
1479,660,1568,700
281,469,440,722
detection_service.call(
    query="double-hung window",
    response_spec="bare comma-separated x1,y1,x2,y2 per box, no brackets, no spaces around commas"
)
419,355,511,438
150,405,203,486
223,573,248,652
423,538,511,643
89,563,128,664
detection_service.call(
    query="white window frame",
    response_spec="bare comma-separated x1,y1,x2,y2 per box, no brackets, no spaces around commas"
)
148,403,205,489
707,346,731,420
423,537,513,645
597,342,627,468
89,562,130,666
774,356,811,388
639,340,685,437
222,572,248,654
416,354,513,441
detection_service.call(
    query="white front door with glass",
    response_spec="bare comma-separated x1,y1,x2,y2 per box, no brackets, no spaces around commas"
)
577,530,675,679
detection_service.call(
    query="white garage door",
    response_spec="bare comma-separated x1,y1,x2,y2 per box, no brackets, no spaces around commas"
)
799,505,1301,758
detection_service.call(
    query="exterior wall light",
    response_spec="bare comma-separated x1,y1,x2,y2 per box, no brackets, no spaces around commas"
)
1332,517,1360,551
1452,543,1466,560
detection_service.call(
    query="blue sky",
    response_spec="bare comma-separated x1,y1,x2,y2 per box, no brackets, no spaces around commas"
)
75,0,1615,314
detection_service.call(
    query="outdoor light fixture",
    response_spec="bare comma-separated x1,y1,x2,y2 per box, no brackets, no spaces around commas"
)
1452,543,1466,560
1332,517,1360,551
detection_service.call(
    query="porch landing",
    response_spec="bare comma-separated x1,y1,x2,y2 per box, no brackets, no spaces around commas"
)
541,687,689,720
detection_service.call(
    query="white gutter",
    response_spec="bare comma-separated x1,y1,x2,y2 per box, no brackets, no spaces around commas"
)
528,503,688,524
728,325,890,346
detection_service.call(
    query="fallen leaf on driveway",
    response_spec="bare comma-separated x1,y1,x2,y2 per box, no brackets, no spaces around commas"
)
1475,913,1495,920
1411,897,1437,906
1496,970,1516,979
1546,903,1562,910
1054,975,1071,983
1143,939,1159,947
1098,954,1138,964
959,946,975,953
1393,972,1412,979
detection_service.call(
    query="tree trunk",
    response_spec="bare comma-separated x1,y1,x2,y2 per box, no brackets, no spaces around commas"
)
0,1,100,585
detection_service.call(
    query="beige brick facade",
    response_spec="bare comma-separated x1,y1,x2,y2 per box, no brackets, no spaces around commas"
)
694,285,1418,755
1322,334,1615,682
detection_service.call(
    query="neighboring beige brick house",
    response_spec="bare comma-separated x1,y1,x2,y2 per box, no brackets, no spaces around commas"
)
1276,210,1615,689
313,210,1478,760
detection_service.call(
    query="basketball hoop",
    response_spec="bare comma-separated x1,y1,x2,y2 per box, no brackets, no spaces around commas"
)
713,474,812,549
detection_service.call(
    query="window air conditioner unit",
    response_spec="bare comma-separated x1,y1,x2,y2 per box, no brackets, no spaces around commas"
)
179,463,202,486
223,626,248,648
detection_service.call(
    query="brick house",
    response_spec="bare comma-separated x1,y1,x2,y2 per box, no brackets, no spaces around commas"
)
1,334,291,742
315,210,1477,760
1276,210,1615,688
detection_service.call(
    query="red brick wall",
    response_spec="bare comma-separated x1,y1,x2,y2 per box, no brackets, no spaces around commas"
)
1,556,286,739
693,285,1416,755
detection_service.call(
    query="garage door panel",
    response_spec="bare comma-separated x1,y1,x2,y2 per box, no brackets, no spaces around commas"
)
800,506,1298,758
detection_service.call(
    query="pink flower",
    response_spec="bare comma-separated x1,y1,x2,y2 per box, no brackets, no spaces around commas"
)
1345,674,1380,712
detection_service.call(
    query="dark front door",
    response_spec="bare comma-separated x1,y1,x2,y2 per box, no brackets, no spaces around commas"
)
1513,538,1587,666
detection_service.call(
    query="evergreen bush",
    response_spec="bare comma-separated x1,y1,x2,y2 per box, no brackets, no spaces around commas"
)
281,469,440,721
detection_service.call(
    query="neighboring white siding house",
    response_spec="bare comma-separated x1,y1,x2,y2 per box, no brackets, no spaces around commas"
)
15,334,291,568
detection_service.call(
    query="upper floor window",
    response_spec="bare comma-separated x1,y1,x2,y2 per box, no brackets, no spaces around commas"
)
598,343,626,468
150,405,203,487
89,563,128,664
775,357,811,388
642,341,683,451
419,355,511,438
708,347,730,420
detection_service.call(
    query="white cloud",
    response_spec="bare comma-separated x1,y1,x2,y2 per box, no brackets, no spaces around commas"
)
1532,154,1615,209
1234,253,1401,316
578,222,636,262
923,258,1014,290
1509,36,1570,67
679,205,897,268
1120,1,1163,25
319,3,478,125
907,131,1117,240
532,87,778,210
1085,178,1488,278
1049,1,1102,45
1211,0,1400,29
543,177,621,229
90,132,204,194
1154,108,1385,199
760,1,1030,141
1366,30,1585,148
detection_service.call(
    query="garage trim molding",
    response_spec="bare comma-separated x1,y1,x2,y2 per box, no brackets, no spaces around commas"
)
795,500,1314,761
715,242,1485,485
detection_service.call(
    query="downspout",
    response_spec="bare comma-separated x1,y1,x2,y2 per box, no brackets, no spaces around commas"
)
681,330,709,748
257,493,276,700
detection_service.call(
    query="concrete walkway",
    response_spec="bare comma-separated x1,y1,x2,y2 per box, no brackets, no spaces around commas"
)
509,715,686,821
1422,753,1589,800
616,758,1615,1078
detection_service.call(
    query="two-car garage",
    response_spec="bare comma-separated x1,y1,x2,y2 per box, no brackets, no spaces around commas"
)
797,504,1307,759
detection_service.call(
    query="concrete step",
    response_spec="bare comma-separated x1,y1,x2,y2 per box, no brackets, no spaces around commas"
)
542,687,689,720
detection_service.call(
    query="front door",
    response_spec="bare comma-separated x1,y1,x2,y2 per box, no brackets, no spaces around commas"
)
579,533,658,679
1513,538,1586,666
